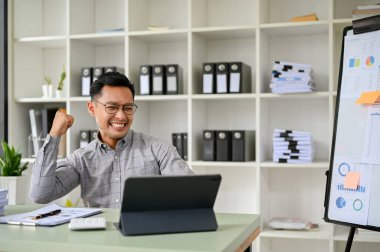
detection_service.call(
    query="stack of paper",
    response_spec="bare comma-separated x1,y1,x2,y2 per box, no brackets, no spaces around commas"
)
270,61,315,94
0,203,102,226
352,4,380,19
0,189,8,216
273,129,313,163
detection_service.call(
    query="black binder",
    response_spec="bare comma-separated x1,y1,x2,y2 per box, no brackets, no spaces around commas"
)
216,63,229,93
166,64,180,94
182,132,188,161
229,62,251,93
119,174,221,236
90,130,98,142
79,130,90,148
202,63,216,94
139,65,152,95
216,130,232,161
104,66,123,74
92,67,104,82
81,67,92,96
41,108,58,139
203,130,216,161
172,133,183,158
231,130,255,162
152,65,166,95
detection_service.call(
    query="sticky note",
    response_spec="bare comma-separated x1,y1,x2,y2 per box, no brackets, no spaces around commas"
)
344,172,360,190
355,91,380,105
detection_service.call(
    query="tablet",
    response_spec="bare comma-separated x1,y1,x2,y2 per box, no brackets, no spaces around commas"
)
119,174,222,236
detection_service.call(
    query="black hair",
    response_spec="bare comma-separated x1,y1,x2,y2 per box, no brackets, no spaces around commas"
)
90,72,135,100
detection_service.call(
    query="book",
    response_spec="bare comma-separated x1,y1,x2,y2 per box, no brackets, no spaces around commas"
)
58,108,67,158
29,109,43,157
41,108,58,138
290,13,319,22
147,25,170,31
0,203,102,226
268,217,319,230
0,189,7,198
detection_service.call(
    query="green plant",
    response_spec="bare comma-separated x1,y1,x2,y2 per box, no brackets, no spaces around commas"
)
44,75,52,85
57,65,66,91
0,141,28,176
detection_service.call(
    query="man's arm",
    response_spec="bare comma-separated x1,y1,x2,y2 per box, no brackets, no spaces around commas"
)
151,137,194,175
29,110,79,203
29,135,80,203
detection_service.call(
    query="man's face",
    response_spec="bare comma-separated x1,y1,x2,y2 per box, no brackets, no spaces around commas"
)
87,85,134,148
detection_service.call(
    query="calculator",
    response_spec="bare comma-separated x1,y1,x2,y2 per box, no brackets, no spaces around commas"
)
68,217,106,231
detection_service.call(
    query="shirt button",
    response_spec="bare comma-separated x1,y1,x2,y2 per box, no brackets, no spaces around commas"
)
115,177,119,181
114,156,118,160
116,199,119,203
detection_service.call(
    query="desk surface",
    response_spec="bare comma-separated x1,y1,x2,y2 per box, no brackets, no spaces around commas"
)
0,205,260,252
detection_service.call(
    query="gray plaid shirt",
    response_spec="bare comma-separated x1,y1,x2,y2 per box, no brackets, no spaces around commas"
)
30,129,193,208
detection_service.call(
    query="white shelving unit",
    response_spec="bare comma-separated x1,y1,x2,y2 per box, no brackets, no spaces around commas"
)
8,0,380,251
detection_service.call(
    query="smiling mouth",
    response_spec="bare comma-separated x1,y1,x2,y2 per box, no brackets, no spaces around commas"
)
110,122,127,128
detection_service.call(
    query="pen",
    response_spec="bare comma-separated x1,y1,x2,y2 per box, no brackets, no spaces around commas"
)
32,209,61,220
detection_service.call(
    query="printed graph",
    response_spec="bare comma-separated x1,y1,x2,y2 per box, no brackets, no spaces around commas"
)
337,184,366,193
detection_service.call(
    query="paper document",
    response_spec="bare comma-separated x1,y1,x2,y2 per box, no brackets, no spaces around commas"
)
0,203,102,226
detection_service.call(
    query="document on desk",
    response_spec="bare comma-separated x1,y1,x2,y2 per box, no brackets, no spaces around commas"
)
0,203,102,226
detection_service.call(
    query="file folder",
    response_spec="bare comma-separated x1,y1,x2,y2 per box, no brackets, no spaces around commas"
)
152,65,166,95
229,62,251,93
29,109,43,157
81,67,92,96
216,63,229,93
203,130,216,161
79,130,90,148
202,63,216,94
182,133,188,161
139,65,152,95
41,108,58,138
172,133,184,158
90,130,98,142
92,67,104,83
166,64,181,94
216,130,232,161
231,130,255,162
104,66,123,73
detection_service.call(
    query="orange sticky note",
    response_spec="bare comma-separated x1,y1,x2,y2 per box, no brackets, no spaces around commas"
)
344,172,360,190
355,91,380,105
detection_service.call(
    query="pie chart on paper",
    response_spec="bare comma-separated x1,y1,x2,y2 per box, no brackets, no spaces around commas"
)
336,197,346,209
366,56,375,66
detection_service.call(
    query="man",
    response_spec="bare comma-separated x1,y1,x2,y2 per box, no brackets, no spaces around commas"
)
30,72,193,208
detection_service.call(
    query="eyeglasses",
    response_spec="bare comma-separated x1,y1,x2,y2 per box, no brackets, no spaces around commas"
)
93,100,138,115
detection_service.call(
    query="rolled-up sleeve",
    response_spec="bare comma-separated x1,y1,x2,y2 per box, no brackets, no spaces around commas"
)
29,135,80,204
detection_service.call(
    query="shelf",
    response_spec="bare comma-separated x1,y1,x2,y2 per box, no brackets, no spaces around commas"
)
259,92,330,99
17,97,68,103
70,32,125,45
192,93,256,100
135,95,189,101
260,162,329,169
128,29,187,43
15,36,66,48
260,21,329,36
260,224,333,240
191,161,257,168
192,26,256,40
69,96,90,102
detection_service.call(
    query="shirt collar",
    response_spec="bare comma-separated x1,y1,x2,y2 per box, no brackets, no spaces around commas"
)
98,129,133,151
